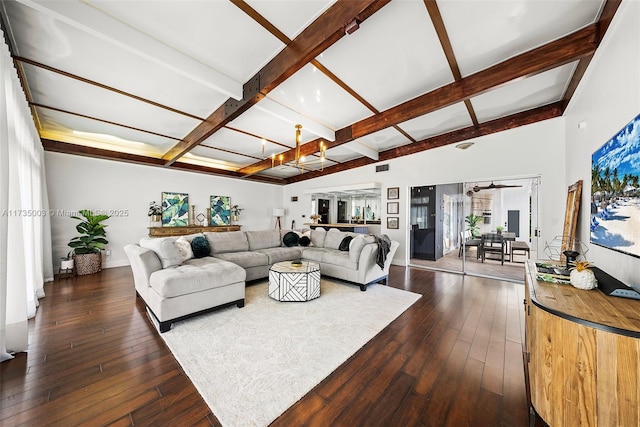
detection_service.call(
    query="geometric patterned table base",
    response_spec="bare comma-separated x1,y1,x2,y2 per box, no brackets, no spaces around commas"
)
268,261,321,302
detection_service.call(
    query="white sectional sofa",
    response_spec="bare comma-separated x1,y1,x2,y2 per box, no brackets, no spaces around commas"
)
125,228,399,332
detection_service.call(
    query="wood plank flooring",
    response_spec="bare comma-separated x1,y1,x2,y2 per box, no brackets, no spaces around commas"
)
1,265,539,426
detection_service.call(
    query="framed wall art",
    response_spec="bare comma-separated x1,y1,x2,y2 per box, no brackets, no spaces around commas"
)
210,195,231,225
161,192,189,226
387,187,399,200
387,202,399,214
387,217,399,229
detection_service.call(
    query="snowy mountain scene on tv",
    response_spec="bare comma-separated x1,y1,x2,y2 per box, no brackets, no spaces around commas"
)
590,113,640,258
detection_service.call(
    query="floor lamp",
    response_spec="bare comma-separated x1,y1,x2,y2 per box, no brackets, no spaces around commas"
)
273,208,284,230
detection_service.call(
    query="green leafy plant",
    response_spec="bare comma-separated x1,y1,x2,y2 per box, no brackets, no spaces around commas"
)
464,214,482,238
495,225,505,233
68,209,110,254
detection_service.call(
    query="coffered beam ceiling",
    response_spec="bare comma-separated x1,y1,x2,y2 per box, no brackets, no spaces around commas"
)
2,0,622,185
237,22,599,177
161,0,390,166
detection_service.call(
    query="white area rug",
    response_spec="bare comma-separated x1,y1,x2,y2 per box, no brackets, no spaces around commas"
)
160,279,421,426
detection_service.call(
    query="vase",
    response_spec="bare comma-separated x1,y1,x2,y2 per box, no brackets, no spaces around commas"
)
570,268,598,290
150,214,161,227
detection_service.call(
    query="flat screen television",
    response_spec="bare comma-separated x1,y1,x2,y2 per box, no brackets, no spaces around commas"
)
590,112,640,259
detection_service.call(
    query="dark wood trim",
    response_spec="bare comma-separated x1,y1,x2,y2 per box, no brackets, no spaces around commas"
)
162,0,391,166
41,139,285,185
285,102,562,184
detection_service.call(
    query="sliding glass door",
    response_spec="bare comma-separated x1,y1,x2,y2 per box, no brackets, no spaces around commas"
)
409,177,540,282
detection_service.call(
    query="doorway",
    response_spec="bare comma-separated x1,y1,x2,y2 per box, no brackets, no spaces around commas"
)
318,199,330,225
408,177,540,283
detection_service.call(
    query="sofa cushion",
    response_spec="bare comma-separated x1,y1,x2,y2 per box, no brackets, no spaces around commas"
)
349,235,376,263
149,257,245,298
322,249,358,270
175,236,194,262
191,236,211,258
339,235,353,251
310,228,327,248
205,231,249,254
247,229,282,250
282,231,299,247
213,251,269,269
255,247,303,264
139,237,182,268
324,229,357,250
300,247,325,262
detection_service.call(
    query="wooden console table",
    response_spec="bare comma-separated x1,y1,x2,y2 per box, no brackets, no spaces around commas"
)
148,225,241,237
523,261,640,426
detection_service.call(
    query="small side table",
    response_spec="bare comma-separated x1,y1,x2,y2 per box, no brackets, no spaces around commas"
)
269,261,320,302
58,267,74,279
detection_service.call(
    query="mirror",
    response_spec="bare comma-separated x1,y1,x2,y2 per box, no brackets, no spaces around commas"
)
561,180,583,262
307,183,381,225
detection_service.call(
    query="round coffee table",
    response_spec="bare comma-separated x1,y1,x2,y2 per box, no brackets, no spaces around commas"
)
268,261,321,301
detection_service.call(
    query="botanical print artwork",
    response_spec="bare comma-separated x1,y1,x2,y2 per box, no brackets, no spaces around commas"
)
591,113,640,258
210,195,231,225
161,192,189,226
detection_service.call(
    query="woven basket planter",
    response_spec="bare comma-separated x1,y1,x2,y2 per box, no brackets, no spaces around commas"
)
74,253,102,276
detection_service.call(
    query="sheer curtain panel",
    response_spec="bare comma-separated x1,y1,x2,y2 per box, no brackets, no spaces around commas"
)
1,28,53,362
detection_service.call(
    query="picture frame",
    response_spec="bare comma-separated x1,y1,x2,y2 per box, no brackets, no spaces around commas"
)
161,192,189,226
387,187,399,200
387,202,399,214
387,217,399,229
210,195,231,225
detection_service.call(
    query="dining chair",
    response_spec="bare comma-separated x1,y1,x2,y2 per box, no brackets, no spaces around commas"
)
481,233,505,265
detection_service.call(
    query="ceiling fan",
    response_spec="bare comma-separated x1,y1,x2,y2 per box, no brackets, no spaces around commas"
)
472,181,523,192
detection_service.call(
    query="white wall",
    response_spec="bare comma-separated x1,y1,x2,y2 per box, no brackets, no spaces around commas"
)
45,152,283,269
284,118,567,265
564,0,640,285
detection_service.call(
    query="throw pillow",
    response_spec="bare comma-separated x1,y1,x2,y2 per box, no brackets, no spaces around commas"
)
191,236,211,258
175,236,194,262
339,235,353,251
283,231,299,247
299,235,311,246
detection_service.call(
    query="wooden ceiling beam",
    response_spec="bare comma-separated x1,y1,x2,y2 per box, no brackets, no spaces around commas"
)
284,102,564,184
42,139,284,184
241,24,598,178
162,0,390,166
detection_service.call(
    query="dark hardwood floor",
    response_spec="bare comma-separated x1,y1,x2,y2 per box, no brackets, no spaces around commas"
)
1,265,536,426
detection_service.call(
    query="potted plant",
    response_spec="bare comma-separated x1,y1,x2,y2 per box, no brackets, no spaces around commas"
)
464,214,481,238
495,225,504,235
68,209,110,276
60,251,74,270
148,201,162,227
230,205,243,223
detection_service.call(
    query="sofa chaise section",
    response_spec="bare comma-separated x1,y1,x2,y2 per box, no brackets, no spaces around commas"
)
124,242,246,333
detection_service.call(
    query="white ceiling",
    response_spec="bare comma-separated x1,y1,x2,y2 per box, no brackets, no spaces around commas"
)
0,0,610,183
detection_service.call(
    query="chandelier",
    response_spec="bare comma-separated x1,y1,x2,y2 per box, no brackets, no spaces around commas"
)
268,124,328,172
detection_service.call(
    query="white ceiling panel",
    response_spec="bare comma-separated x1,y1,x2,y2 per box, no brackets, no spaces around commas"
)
35,107,177,154
439,0,604,76
471,62,577,122
324,146,364,164
22,63,200,139
201,127,278,161
399,102,474,141
2,1,228,118
188,146,256,169
351,127,412,153
318,0,454,111
90,0,284,84
246,0,336,40
228,104,318,148
268,64,373,130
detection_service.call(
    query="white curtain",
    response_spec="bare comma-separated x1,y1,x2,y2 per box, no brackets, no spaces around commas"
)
1,28,54,362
